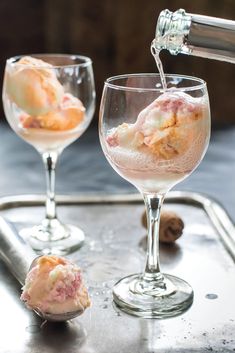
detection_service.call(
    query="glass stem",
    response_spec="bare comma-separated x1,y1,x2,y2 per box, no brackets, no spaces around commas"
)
42,152,59,221
143,193,165,283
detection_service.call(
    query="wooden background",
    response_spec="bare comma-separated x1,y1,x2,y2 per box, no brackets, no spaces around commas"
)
0,0,235,127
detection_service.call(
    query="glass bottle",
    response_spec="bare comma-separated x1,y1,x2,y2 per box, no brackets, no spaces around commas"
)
154,9,235,63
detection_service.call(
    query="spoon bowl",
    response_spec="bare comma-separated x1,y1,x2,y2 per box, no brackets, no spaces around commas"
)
34,307,85,322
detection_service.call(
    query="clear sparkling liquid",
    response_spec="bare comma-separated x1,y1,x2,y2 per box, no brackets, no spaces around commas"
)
151,40,167,90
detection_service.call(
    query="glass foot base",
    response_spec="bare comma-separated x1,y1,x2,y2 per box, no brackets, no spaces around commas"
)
113,273,193,319
20,221,85,255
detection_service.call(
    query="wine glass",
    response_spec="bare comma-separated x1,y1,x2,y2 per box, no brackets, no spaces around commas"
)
3,54,95,255
99,73,210,318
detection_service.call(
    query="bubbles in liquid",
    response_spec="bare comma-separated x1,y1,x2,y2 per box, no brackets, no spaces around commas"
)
107,122,208,175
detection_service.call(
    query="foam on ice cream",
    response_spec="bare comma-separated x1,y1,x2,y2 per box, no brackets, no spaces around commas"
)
106,91,207,160
21,255,90,315
6,56,64,116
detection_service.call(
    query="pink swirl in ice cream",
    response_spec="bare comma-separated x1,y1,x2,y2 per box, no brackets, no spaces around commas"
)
6,56,64,116
21,255,90,315
105,91,209,192
107,91,207,160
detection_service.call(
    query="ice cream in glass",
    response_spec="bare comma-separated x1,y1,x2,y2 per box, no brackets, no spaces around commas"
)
99,74,210,318
3,55,95,254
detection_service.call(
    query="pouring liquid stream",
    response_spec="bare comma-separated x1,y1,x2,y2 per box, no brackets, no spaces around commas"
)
151,40,167,90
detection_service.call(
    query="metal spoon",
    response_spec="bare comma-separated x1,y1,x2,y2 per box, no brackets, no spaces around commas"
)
0,216,85,322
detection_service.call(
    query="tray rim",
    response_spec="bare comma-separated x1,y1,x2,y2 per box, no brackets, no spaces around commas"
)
0,190,234,262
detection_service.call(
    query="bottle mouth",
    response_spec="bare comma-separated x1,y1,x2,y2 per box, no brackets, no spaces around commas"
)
156,9,173,37
155,9,192,54
156,9,192,37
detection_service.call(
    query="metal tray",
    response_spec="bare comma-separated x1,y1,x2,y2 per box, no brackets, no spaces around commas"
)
0,191,234,353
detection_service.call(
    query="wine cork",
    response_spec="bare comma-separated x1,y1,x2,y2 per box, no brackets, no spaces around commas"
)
141,209,184,243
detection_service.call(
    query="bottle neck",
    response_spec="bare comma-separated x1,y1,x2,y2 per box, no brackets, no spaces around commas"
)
188,14,235,63
155,9,235,63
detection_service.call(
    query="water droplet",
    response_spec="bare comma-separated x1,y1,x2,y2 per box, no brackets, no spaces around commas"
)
102,304,108,309
102,283,107,288
205,293,218,300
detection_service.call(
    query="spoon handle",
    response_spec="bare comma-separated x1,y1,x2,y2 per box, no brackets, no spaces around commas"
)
0,216,35,285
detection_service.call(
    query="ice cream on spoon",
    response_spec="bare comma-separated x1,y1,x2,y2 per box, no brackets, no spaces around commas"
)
21,255,90,318
0,216,90,322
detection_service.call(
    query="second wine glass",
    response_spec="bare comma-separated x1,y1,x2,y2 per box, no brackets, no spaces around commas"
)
99,73,210,318
3,54,95,255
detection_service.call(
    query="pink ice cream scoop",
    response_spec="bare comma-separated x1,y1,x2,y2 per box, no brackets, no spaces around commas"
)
5,56,64,116
21,255,90,316
20,93,85,131
107,91,207,160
